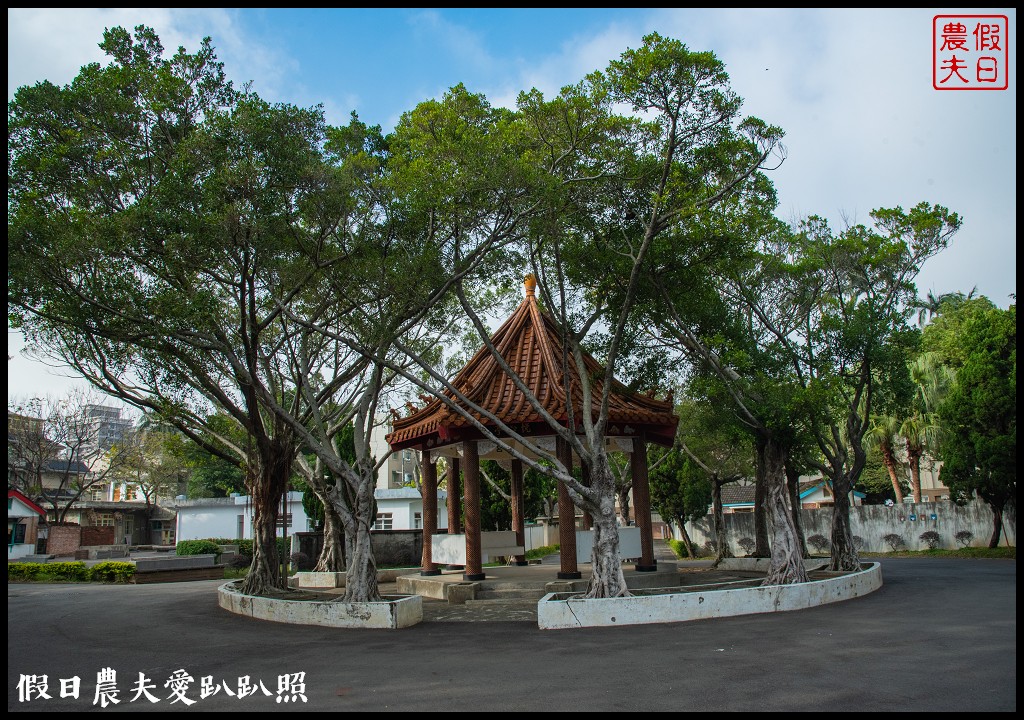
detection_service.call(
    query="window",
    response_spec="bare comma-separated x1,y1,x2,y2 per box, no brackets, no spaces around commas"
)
402,449,412,461
96,513,115,527
11,522,27,545
372,512,393,531
414,512,422,530
391,471,401,488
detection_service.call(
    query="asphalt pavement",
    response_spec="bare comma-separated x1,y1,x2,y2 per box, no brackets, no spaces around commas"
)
7,557,1016,712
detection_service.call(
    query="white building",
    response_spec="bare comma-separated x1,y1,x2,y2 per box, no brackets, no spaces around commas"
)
175,488,447,540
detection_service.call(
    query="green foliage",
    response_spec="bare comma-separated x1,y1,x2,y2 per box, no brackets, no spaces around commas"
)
8,561,92,582
666,538,688,560
648,448,713,528
525,544,559,560
175,540,221,556
934,303,1016,531
91,561,136,583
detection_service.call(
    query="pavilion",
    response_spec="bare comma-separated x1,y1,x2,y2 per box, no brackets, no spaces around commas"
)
387,275,678,582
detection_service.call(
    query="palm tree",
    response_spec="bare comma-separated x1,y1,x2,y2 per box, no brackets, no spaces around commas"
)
914,287,978,327
865,414,906,503
901,352,955,502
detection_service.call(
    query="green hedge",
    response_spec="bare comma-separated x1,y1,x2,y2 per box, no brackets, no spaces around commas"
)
8,561,92,582
183,537,288,559
176,540,222,557
91,561,136,583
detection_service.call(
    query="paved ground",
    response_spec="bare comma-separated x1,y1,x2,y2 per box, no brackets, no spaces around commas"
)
7,555,1015,712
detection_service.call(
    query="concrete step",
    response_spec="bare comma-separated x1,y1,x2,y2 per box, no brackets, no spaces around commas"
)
476,588,549,601
464,598,540,607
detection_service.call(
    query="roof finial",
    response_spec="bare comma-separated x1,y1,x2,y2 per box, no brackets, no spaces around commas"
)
524,273,537,297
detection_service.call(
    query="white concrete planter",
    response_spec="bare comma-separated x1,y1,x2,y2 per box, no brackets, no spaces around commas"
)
537,562,882,630
290,567,421,589
218,581,422,629
715,557,829,572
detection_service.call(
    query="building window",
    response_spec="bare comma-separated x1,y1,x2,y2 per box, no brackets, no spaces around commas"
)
414,512,422,530
372,513,393,531
96,513,115,527
403,449,412,461
391,471,401,488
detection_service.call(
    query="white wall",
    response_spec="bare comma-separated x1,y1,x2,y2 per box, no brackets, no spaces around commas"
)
175,492,311,542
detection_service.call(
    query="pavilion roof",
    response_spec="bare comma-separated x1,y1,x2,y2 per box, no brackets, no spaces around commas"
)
387,276,678,452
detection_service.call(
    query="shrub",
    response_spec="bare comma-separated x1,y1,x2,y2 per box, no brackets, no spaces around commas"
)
48,562,93,581
229,553,252,569
807,534,831,554
852,535,865,551
525,544,559,560
883,533,906,551
176,540,221,557
666,539,687,559
954,530,974,548
8,562,45,580
919,531,941,550
737,537,756,555
290,551,313,571
91,562,136,583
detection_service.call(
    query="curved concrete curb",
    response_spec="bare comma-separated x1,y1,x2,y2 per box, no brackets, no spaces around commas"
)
716,557,830,572
290,567,420,589
218,581,422,629
537,562,883,630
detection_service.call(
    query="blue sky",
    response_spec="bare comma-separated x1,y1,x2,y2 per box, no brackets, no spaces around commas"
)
7,8,1018,398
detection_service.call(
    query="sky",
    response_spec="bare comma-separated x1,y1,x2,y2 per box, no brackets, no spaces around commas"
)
7,8,1017,400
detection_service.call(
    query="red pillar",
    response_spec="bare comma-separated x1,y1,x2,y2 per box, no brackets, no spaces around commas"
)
420,450,440,576
556,436,581,580
446,456,463,570
510,459,528,565
462,441,485,581
631,435,657,571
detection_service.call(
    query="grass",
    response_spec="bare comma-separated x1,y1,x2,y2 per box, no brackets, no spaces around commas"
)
861,546,1015,559
525,544,559,560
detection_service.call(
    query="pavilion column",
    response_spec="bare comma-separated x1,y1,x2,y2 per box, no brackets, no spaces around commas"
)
631,435,657,571
462,441,485,581
446,457,463,570
581,463,593,530
420,451,440,576
556,436,581,580
510,459,528,565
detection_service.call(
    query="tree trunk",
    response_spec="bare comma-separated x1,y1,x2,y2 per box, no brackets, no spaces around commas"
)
762,437,808,585
988,502,1004,548
828,470,861,571
881,442,904,502
753,437,770,557
785,463,809,559
316,501,345,572
239,447,292,595
343,517,380,603
908,445,923,503
584,452,629,598
712,478,732,565
337,459,382,603
676,517,695,558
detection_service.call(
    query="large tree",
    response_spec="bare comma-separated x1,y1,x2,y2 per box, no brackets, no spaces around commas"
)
373,34,783,597
8,26,336,595
930,300,1016,546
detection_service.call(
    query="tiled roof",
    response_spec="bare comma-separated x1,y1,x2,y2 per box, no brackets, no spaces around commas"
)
721,485,756,505
387,277,677,451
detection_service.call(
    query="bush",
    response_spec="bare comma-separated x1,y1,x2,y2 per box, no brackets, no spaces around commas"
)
807,534,831,554
666,539,687,559
919,531,941,550
954,530,974,548
8,562,45,580
525,544,559,560
883,533,906,551
176,540,221,557
737,538,756,555
229,553,252,569
91,562,136,583
8,561,91,582
852,535,865,551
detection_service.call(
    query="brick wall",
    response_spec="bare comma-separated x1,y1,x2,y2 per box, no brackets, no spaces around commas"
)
81,526,116,546
47,525,81,556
